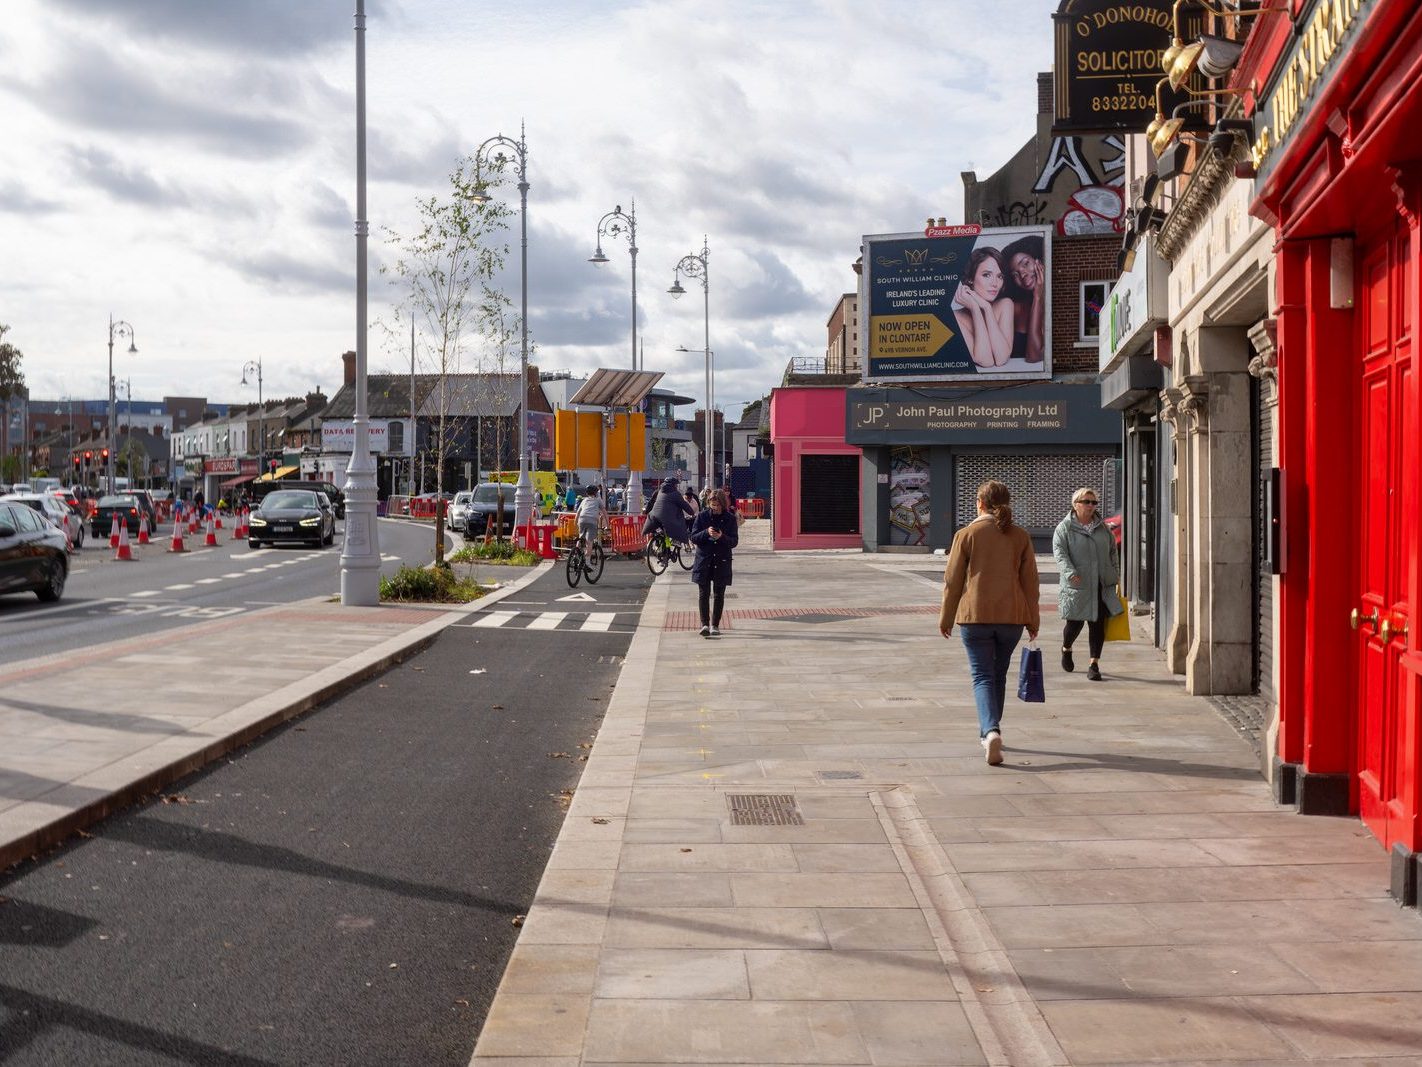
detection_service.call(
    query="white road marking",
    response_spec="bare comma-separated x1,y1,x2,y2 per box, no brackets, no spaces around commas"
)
472,611,518,628
194,578,223,585
164,583,195,590
581,612,617,632
244,568,265,573
526,612,568,631
221,573,244,578
130,590,161,598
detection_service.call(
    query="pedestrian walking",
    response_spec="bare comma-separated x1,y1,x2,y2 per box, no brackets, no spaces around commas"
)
690,488,738,637
939,480,1040,765
683,486,700,516
1052,486,1122,681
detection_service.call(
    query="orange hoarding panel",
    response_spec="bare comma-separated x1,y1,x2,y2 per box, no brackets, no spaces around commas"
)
554,410,646,469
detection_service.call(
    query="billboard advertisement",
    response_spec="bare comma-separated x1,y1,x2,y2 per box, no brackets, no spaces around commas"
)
862,224,1052,383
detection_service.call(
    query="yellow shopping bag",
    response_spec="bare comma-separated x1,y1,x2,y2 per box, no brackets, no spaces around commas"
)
1103,589,1131,642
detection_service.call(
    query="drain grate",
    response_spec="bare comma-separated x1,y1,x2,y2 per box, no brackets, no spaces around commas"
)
818,770,863,780
726,794,804,826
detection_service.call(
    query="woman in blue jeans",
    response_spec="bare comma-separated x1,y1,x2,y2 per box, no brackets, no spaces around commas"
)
939,481,1041,765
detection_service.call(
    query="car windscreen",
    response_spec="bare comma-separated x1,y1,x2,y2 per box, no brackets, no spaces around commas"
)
263,491,318,510
472,485,511,504
98,496,136,507
454,492,473,504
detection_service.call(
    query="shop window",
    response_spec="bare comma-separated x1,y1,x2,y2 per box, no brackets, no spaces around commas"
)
799,454,858,534
888,446,931,546
387,420,404,454
1080,281,1111,343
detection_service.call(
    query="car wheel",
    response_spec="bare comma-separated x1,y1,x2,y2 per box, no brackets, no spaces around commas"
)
36,559,66,602
248,539,262,549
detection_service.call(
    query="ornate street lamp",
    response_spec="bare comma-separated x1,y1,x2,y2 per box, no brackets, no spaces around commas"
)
669,237,712,489
106,316,137,496
470,123,535,530
590,201,641,511
241,357,263,479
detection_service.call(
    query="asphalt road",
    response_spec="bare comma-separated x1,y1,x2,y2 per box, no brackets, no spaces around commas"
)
0,518,451,667
0,560,655,1066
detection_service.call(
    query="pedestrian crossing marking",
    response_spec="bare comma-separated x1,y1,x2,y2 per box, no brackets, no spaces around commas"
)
473,610,520,628
582,612,616,632
526,612,568,631
462,610,632,633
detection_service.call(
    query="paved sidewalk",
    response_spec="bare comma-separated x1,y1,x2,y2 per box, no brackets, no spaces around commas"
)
471,546,1422,1066
0,561,551,872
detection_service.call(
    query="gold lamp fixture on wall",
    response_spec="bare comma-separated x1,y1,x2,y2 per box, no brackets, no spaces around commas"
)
1161,0,1288,90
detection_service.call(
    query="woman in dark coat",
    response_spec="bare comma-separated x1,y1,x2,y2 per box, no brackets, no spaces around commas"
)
689,489,738,637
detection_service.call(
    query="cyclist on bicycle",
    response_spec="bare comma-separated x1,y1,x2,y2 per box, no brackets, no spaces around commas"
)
576,485,607,551
641,476,695,548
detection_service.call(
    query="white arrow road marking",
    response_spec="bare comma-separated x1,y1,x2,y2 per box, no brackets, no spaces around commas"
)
557,592,596,602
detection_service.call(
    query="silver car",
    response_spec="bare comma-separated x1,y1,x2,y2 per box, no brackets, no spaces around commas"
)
2,493,82,550
449,490,474,530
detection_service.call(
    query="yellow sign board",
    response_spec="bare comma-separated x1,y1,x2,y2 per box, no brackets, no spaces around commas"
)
554,410,646,470
869,313,956,360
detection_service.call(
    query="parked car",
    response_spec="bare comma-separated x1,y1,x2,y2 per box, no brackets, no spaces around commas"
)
4,493,83,549
248,489,337,548
462,482,518,540
128,489,159,533
449,491,474,530
91,495,144,538
0,500,68,602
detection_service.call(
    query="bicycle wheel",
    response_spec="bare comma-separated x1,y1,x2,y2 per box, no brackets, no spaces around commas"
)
677,540,694,570
645,535,669,575
586,542,606,584
566,546,583,587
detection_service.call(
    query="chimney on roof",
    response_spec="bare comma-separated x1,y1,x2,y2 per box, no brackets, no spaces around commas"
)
306,390,326,409
1038,71,1053,115
342,350,356,386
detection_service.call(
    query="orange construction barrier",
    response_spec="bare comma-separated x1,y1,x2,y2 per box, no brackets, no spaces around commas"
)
609,515,644,556
736,498,766,518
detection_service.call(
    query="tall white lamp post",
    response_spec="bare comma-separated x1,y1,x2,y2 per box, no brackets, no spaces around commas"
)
668,237,712,489
470,124,535,530
589,202,640,511
241,357,264,477
106,316,137,496
340,0,382,605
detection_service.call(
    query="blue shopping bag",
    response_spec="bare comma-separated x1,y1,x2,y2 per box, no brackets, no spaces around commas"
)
1017,642,1045,703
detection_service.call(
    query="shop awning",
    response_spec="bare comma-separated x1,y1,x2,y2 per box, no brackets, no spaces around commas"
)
256,465,300,482
219,473,256,489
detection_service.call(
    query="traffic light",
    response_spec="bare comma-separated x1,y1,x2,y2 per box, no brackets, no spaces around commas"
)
101,448,109,462
73,455,81,473
84,450,93,468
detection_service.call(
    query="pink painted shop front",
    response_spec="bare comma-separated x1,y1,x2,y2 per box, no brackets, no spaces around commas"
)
769,387,861,550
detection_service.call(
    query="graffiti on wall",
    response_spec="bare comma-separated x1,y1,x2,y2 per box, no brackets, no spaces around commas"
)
1031,134,1126,236
887,446,931,546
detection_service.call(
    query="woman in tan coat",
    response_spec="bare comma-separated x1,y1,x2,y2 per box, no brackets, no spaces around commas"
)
939,481,1041,765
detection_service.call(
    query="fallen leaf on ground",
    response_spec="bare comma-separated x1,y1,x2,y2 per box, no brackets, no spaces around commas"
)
389,962,399,969
160,794,192,805
679,848,693,853
453,998,470,1007
548,752,570,759
511,915,525,927
592,817,609,824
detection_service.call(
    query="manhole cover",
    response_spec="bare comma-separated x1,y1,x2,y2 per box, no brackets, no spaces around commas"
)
727,794,804,826
818,770,863,780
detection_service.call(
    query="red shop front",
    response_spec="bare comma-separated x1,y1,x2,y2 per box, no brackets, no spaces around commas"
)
1248,0,1422,899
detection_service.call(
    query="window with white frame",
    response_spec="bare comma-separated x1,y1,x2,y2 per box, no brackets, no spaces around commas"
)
1079,280,1111,343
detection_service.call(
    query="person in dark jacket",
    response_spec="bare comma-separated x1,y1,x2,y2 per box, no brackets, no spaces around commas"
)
690,489,738,637
641,476,695,545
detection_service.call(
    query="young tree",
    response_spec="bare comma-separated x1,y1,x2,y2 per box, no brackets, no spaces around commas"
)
0,324,26,482
383,157,512,563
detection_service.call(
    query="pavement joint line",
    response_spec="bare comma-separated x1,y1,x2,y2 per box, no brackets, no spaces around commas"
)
0,559,556,872
873,786,1068,1067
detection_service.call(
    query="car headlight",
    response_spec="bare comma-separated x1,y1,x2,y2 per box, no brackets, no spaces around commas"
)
250,517,268,526
299,517,321,526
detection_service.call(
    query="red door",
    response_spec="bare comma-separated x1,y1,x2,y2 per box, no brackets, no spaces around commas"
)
1356,229,1420,851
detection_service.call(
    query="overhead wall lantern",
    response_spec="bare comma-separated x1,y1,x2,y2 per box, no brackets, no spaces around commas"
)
1146,77,1249,157
1162,0,1288,90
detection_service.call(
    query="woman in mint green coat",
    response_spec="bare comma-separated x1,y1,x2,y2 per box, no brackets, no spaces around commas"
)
1052,488,1122,681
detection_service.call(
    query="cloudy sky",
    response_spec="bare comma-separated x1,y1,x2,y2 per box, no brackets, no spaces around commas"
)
2,0,1059,422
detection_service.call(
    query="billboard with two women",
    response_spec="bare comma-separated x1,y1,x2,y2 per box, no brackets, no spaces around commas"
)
861,224,1052,382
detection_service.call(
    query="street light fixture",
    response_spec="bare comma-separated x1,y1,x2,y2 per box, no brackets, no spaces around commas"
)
589,201,641,511
241,357,264,481
470,123,535,530
669,237,712,490
106,315,137,496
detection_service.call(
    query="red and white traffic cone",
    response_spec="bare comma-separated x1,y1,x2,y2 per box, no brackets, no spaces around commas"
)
214,511,224,530
137,513,150,545
240,507,250,537
168,515,187,553
231,510,244,539
188,510,199,535
204,516,218,547
109,514,121,549
114,518,135,561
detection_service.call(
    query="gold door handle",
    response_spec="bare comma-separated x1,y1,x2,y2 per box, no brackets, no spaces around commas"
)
1381,619,1392,642
1352,608,1379,631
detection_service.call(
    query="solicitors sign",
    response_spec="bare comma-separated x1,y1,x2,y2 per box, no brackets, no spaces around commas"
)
1052,0,1204,133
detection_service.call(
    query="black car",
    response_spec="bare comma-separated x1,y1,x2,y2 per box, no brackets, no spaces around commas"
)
0,501,68,602
91,495,144,537
462,482,518,540
248,489,337,548
252,480,346,518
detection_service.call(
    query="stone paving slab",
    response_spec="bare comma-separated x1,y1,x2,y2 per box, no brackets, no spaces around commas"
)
470,549,1422,1066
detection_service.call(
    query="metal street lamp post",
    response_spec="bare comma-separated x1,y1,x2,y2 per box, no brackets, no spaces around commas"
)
340,0,382,606
668,237,712,490
241,358,263,483
106,315,137,496
470,124,535,530
589,201,641,512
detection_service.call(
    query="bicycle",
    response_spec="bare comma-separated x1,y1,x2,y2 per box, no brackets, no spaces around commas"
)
645,530,694,575
565,532,605,587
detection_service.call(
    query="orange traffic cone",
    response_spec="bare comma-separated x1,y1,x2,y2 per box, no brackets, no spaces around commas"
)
137,513,150,545
215,511,224,530
204,516,218,546
114,518,135,561
231,511,244,540
109,513,121,548
188,511,198,535
242,507,251,537
169,515,187,553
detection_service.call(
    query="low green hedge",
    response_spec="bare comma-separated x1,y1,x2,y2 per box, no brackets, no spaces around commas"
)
379,564,486,603
447,542,540,566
